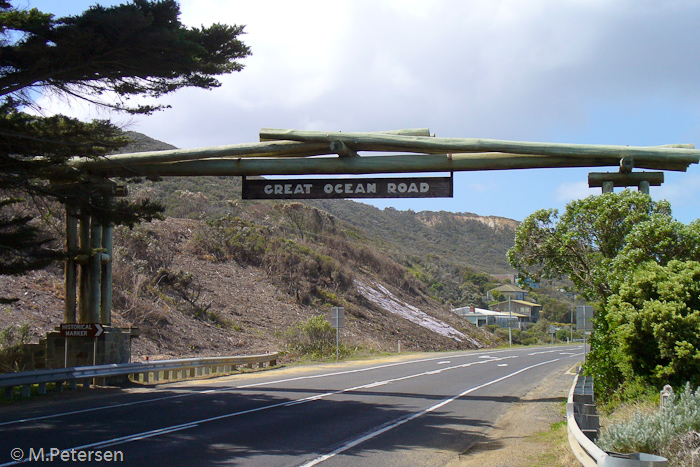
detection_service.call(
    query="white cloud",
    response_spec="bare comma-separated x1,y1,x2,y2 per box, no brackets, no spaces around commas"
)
19,0,700,221
555,181,597,203
656,173,700,211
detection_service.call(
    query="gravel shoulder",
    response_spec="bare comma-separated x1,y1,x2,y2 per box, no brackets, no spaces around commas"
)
446,360,581,467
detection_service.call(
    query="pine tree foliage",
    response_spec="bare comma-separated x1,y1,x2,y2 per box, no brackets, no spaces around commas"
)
0,0,251,275
1,0,251,114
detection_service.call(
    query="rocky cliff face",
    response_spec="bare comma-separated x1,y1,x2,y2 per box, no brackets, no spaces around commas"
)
453,214,520,232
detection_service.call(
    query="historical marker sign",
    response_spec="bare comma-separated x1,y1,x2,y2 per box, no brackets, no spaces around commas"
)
60,323,104,338
242,176,453,200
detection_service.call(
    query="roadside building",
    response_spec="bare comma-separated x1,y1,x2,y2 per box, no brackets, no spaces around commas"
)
452,305,524,328
489,299,541,323
486,284,528,302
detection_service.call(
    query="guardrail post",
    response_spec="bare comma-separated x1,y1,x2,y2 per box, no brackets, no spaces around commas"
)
4,387,13,400
21,385,30,398
660,385,673,410
37,383,46,395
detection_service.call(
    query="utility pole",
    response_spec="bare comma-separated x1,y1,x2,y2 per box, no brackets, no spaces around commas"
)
508,296,512,347
571,296,575,343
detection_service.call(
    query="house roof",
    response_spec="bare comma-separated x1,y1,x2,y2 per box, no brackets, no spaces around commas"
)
453,306,526,318
492,299,541,308
489,284,526,293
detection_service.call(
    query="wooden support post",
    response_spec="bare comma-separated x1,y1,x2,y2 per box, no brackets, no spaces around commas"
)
78,214,91,323
639,180,650,194
101,223,113,325
89,218,103,324
64,205,78,324
602,181,614,193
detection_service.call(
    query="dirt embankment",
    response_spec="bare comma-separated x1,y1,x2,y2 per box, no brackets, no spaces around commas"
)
0,217,498,364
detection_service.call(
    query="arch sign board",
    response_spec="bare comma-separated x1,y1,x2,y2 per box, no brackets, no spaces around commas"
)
242,175,453,200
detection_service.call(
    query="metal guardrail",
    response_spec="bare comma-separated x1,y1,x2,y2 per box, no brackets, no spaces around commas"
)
0,353,278,399
567,370,668,466
567,371,607,466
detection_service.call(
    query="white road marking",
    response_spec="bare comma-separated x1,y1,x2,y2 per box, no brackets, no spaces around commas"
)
0,350,516,427
0,355,525,464
527,349,561,356
299,357,564,467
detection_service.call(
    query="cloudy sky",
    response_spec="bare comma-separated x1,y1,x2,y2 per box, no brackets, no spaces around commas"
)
24,0,700,223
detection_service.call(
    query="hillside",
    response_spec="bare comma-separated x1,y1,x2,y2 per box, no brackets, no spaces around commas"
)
0,132,518,365
121,132,519,274
307,200,518,272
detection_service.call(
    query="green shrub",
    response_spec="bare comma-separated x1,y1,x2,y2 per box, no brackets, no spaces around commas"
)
556,328,570,341
598,384,700,461
0,323,31,372
588,260,700,398
192,216,269,264
284,315,350,359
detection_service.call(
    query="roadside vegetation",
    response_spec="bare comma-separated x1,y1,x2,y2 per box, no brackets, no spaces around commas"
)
598,385,700,466
0,323,31,372
283,315,353,359
509,190,700,461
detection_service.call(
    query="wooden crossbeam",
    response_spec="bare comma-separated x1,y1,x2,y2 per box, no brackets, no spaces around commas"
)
259,128,700,166
588,172,664,188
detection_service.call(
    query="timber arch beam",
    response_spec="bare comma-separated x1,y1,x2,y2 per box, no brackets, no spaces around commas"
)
49,127,700,328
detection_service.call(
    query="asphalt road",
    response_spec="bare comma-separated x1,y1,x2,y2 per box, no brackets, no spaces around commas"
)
0,345,583,466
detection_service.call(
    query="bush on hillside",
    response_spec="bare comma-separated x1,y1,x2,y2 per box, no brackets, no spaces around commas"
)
0,323,31,372
284,315,350,358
